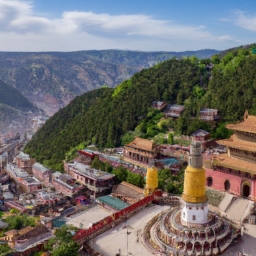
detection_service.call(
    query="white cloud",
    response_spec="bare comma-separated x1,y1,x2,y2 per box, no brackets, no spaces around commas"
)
0,0,238,51
232,11,256,32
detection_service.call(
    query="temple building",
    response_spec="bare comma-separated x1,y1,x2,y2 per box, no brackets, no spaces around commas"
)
123,137,160,166
205,111,256,200
142,142,239,256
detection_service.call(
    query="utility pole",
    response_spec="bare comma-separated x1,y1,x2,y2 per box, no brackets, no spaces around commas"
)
127,224,129,256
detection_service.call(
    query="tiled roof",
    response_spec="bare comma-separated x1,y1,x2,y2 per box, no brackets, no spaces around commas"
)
97,195,129,210
212,154,256,174
112,181,144,198
226,115,256,134
16,226,49,240
191,129,209,137
125,137,156,151
218,135,256,152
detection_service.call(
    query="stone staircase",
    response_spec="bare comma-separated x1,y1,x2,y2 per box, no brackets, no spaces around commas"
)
218,193,255,224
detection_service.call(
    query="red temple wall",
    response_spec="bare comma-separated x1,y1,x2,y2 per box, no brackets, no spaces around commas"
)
205,168,256,199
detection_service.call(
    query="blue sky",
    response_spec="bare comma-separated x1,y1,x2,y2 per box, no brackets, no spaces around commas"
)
0,0,256,52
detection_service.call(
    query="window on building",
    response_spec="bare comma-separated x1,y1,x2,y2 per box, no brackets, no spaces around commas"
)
224,180,230,191
183,212,185,218
207,177,213,187
192,215,196,221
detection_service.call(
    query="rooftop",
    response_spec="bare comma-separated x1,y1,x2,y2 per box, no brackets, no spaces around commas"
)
158,157,180,166
152,101,166,108
32,162,50,173
200,108,218,114
15,152,30,161
125,137,156,151
22,176,41,185
66,205,111,229
165,104,185,111
211,154,256,174
112,181,144,201
52,171,62,178
96,195,129,210
70,162,114,181
191,129,210,137
218,135,256,153
15,226,49,241
6,164,29,178
226,115,256,134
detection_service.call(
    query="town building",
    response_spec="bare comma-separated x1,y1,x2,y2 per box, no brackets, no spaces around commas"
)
123,137,160,166
191,129,215,149
14,152,35,173
32,162,51,186
19,176,42,193
205,112,256,200
151,101,167,111
6,164,42,193
51,172,84,197
6,163,29,181
66,162,115,199
199,108,220,121
12,226,54,255
164,104,185,118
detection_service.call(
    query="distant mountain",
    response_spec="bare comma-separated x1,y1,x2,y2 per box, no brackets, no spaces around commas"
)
0,79,37,130
0,49,219,115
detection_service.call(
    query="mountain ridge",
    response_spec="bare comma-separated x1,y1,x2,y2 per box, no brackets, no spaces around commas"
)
0,49,219,115
0,79,38,130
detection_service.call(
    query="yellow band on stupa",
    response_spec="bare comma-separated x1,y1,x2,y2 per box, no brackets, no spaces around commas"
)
182,166,207,203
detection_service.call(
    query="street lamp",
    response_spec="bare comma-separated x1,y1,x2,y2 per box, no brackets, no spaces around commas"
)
126,221,131,256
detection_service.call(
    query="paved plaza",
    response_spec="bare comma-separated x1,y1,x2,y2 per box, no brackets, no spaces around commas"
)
92,205,170,256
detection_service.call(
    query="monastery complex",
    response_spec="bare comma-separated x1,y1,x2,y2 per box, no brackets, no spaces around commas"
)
205,111,256,200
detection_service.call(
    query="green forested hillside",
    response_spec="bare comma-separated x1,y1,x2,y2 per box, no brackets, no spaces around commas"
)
24,45,256,170
201,45,256,120
25,58,203,170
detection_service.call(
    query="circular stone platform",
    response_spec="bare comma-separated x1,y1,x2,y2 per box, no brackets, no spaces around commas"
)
142,207,240,256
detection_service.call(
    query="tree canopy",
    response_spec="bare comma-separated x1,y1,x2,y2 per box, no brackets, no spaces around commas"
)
45,225,79,256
